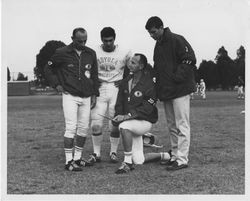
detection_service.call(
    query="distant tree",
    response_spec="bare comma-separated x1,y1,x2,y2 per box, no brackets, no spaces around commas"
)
193,65,200,83
234,45,245,82
7,67,11,81
17,72,28,81
34,40,66,87
198,60,219,90
215,46,235,90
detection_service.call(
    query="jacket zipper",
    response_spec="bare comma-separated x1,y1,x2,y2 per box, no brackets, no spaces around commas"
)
75,52,81,80
78,53,81,80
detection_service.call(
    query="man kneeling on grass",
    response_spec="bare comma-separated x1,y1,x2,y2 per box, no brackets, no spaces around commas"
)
112,53,170,174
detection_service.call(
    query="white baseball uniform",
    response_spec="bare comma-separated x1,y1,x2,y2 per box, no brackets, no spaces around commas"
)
91,45,132,129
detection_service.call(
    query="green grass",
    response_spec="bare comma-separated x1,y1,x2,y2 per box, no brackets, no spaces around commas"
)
7,91,245,194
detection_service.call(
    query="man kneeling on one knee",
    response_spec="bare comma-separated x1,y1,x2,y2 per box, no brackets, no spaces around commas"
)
112,53,170,174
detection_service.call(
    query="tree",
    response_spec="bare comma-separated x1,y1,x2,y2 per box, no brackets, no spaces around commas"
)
234,45,245,82
198,60,219,90
215,46,235,90
17,72,28,81
34,40,66,86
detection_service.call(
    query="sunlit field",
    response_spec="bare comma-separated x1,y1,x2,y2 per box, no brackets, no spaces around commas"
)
7,91,245,194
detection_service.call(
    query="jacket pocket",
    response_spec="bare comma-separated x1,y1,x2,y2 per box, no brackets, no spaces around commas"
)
79,77,94,97
64,75,81,95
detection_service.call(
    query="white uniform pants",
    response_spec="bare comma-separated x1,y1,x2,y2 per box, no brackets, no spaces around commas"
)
163,95,190,165
62,93,91,138
200,89,206,99
91,82,119,132
238,86,244,97
119,120,152,164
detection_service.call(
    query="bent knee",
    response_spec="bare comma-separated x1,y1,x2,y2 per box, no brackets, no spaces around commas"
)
91,124,102,134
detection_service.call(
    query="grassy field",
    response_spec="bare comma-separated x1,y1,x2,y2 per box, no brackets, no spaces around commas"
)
7,91,245,194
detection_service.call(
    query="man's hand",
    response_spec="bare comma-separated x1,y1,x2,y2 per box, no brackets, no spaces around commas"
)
112,115,125,123
91,95,97,109
56,85,64,93
112,114,131,123
114,79,123,87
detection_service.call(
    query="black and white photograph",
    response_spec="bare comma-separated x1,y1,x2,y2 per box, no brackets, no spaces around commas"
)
1,0,249,200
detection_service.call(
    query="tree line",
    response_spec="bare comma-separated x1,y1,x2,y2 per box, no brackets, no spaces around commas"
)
195,46,245,90
29,41,245,90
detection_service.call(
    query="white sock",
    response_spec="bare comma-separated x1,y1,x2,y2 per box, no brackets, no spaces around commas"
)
110,137,120,154
64,148,73,164
124,151,133,164
92,134,103,157
160,152,170,160
73,146,83,161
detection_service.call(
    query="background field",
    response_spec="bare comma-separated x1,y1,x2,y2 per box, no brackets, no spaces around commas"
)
7,91,245,194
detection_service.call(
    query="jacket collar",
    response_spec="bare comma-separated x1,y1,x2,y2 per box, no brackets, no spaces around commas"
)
126,71,148,94
157,27,172,44
66,43,88,53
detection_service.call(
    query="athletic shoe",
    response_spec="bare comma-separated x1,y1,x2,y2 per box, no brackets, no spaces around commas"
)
110,152,119,163
160,150,173,165
165,161,188,171
75,158,92,167
86,153,101,166
115,162,134,174
65,160,83,171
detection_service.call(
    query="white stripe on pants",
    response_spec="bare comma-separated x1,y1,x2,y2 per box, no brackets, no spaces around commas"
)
62,93,90,138
163,94,190,165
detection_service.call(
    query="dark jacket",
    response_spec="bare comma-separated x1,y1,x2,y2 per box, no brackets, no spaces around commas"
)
114,72,158,124
153,27,196,101
44,43,99,97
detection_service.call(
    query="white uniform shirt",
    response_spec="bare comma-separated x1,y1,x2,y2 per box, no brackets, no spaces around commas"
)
96,44,132,83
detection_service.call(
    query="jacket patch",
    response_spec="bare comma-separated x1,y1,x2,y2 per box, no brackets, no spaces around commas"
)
147,98,156,106
48,61,53,65
185,46,189,52
85,64,92,70
182,60,192,64
134,91,142,97
67,64,74,67
85,71,90,78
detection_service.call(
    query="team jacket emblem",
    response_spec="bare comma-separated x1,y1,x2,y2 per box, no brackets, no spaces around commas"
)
48,61,53,65
134,91,142,97
85,64,92,70
85,70,90,78
147,98,156,105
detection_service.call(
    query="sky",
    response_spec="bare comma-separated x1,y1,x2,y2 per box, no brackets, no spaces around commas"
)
1,0,250,80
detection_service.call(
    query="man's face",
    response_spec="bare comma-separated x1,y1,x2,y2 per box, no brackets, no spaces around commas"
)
72,31,87,50
128,55,143,73
102,36,115,52
148,26,164,41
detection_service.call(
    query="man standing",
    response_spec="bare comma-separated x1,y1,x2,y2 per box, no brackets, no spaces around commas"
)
199,79,206,99
88,27,132,164
145,16,196,171
44,28,99,171
237,76,244,99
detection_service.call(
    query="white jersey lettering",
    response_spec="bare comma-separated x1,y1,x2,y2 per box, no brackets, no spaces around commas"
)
96,44,132,82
